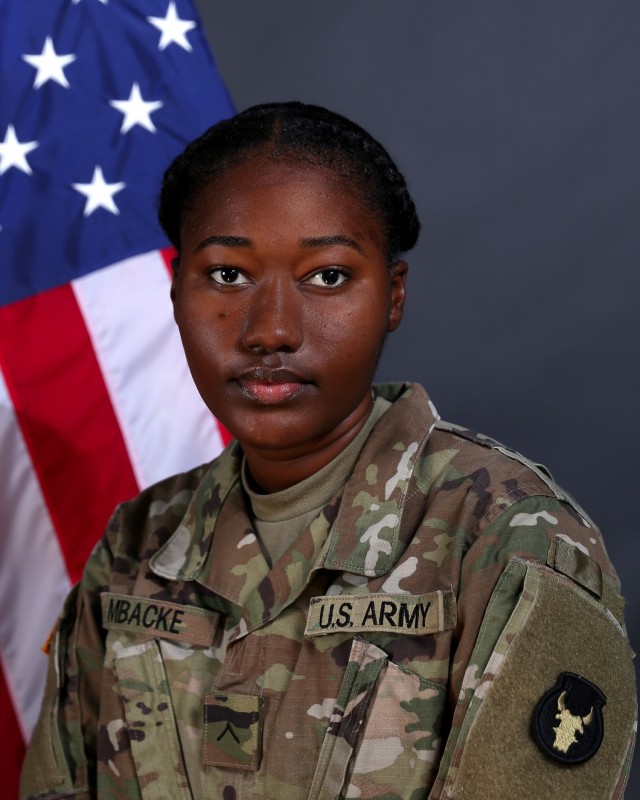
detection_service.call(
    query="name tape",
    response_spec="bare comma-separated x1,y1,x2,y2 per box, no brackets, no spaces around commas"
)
101,592,220,646
305,590,456,637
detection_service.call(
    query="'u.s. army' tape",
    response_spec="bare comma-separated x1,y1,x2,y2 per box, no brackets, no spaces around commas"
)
305,589,456,637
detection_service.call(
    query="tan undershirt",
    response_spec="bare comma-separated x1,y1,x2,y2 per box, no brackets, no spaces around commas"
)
242,396,391,566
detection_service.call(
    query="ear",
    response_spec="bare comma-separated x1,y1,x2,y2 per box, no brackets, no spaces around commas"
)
169,255,180,306
387,260,408,332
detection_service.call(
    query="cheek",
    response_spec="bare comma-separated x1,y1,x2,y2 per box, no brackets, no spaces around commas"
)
307,309,355,362
176,310,225,376
310,304,387,374
175,293,234,350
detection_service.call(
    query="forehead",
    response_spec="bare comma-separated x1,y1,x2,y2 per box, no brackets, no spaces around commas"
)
181,155,386,251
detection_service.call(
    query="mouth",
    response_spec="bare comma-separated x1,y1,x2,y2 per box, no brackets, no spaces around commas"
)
235,367,310,405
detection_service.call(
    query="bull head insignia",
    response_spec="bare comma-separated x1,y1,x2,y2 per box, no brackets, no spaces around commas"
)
532,672,606,764
553,690,594,753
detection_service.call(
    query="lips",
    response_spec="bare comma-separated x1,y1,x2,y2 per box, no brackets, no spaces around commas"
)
235,367,310,405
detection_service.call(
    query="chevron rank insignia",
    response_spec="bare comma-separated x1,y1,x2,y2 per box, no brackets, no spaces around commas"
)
203,692,262,770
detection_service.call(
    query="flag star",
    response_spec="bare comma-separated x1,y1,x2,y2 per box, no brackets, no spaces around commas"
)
110,83,164,134
0,125,39,176
22,37,77,89
147,2,197,52
72,166,125,216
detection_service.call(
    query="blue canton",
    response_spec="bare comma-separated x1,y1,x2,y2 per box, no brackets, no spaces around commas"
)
0,0,234,305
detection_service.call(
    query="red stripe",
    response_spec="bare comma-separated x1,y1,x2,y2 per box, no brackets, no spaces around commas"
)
217,424,234,447
160,245,178,276
0,285,139,583
0,664,25,800
160,247,234,448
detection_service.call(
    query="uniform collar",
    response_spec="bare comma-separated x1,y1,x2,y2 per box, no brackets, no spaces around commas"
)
149,440,243,582
323,382,439,576
149,382,439,584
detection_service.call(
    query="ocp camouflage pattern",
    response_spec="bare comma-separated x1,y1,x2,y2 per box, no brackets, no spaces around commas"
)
21,383,637,800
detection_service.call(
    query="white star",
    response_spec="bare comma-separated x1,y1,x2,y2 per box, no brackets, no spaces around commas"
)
0,125,39,176
109,83,164,134
147,2,197,52
22,37,77,89
72,166,125,216
71,0,108,4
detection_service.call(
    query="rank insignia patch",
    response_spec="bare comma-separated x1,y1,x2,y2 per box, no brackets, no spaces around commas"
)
532,672,606,764
203,692,263,770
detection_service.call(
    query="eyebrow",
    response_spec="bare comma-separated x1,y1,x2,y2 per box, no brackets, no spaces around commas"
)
194,233,365,255
300,235,365,254
195,235,252,252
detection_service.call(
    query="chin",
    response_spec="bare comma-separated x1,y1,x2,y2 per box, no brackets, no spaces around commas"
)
221,415,306,452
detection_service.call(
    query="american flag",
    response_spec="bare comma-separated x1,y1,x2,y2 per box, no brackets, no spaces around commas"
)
0,1,233,794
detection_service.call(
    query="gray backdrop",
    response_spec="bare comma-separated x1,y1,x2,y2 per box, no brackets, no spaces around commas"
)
196,1,639,792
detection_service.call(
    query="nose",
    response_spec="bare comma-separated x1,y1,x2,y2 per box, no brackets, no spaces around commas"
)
241,278,303,353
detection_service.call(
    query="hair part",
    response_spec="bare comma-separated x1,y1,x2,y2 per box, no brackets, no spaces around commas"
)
158,101,421,264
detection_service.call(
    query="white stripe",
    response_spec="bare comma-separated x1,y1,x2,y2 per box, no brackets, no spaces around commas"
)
0,369,71,740
72,251,223,488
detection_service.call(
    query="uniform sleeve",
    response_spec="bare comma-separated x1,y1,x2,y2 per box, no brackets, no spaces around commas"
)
20,525,115,800
432,494,637,800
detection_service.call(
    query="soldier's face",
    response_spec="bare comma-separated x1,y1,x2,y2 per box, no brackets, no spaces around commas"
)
172,155,407,463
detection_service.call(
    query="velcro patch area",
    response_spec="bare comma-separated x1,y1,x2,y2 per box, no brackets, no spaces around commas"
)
203,692,262,770
304,590,456,637
445,564,636,799
101,591,219,646
547,536,603,598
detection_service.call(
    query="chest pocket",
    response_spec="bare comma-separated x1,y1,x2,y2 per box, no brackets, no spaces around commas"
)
102,593,224,800
112,637,195,800
308,637,446,800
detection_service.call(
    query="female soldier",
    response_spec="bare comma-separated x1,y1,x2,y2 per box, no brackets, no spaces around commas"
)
22,102,635,799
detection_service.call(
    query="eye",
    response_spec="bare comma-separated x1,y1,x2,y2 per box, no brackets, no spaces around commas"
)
209,267,250,286
305,268,348,288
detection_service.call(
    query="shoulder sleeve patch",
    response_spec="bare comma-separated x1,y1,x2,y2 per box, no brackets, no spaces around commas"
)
20,584,89,799
532,672,606,763
438,562,636,799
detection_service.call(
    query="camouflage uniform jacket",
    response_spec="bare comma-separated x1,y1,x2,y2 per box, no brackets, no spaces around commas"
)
22,383,636,800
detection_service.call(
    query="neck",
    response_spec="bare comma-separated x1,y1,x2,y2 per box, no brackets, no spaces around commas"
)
242,396,373,493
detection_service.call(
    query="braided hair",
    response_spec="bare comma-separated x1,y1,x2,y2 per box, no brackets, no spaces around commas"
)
158,101,421,264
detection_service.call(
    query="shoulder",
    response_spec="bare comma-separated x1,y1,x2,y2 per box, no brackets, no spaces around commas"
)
425,418,588,526
424,428,636,797
378,384,588,534
97,444,240,575
361,384,616,584
111,459,211,523
420,419,617,575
